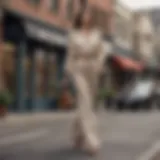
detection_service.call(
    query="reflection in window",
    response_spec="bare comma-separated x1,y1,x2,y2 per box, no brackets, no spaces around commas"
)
2,43,16,94
25,56,31,97
66,0,74,20
28,0,41,6
35,49,45,97
47,54,57,97
50,0,60,13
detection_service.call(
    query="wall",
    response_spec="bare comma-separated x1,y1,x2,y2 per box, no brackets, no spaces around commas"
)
114,1,133,50
2,0,114,35
133,12,155,62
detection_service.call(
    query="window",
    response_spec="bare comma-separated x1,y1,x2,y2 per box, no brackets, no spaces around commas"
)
115,14,129,41
66,0,74,20
101,11,108,33
28,0,40,6
91,6,98,27
50,0,60,13
2,42,16,94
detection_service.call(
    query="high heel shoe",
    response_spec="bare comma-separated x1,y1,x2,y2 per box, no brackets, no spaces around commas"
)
74,135,84,149
84,144,100,156
86,147,98,156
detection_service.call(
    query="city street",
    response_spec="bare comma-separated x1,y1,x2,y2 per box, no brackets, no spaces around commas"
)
1,110,160,160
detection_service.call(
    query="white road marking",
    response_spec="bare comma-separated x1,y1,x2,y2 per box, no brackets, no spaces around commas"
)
137,141,160,160
0,128,50,147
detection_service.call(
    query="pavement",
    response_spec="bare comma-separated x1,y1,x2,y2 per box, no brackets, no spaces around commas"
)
1,110,160,160
0,111,75,125
151,152,160,160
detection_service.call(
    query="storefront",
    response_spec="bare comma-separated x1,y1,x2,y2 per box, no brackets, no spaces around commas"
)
3,10,67,112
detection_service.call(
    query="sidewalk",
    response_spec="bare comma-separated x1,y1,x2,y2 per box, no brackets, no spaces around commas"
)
137,141,160,160
151,152,160,160
0,111,75,126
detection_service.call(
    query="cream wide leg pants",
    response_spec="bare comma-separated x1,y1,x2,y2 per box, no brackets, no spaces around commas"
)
72,73,100,150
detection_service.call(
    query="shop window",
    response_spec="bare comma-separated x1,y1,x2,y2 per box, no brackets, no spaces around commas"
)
25,56,31,97
47,54,58,97
66,0,74,20
28,0,41,6
35,49,46,97
50,0,60,13
2,42,16,94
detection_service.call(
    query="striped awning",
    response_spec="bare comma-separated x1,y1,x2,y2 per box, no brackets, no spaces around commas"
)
24,21,67,47
112,55,143,72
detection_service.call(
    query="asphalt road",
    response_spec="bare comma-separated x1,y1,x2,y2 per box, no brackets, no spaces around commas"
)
1,111,160,160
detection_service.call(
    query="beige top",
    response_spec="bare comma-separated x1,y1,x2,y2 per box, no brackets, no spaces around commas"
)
65,29,107,76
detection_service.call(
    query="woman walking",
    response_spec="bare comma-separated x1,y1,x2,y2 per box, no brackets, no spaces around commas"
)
65,1,107,156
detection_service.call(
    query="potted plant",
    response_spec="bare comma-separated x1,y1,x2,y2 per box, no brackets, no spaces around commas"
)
98,89,115,108
0,90,13,117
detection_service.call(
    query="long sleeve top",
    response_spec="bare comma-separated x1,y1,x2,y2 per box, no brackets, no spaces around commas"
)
65,29,108,77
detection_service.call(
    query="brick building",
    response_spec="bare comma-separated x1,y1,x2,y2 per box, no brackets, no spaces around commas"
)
0,0,114,112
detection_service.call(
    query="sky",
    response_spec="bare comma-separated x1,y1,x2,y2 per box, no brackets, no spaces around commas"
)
119,0,160,10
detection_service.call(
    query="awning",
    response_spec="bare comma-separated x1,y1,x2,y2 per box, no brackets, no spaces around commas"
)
112,56,143,71
24,21,67,47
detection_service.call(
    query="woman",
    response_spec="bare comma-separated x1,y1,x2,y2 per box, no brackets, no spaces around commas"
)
65,2,107,156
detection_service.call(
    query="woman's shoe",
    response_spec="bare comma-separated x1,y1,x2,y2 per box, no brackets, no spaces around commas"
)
74,135,84,149
85,147,99,156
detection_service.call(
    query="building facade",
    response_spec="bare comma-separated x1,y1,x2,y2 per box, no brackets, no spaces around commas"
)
0,0,114,112
108,2,143,94
114,1,133,55
132,11,155,63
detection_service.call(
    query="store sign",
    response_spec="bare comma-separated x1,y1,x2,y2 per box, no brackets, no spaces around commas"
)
25,22,67,46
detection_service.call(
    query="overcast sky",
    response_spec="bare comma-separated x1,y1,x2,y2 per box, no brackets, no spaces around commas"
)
119,0,160,10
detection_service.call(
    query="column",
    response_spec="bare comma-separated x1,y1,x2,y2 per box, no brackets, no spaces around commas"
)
15,38,27,112
57,50,66,82
29,48,37,111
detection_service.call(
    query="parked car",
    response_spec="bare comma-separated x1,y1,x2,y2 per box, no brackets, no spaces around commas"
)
153,87,160,108
115,79,155,111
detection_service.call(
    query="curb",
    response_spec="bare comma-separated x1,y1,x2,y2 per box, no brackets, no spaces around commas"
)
0,112,75,125
137,141,160,160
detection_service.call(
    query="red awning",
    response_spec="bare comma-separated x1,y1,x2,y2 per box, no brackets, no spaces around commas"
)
113,56,143,71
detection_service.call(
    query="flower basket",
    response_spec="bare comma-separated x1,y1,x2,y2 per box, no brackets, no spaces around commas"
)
0,91,13,118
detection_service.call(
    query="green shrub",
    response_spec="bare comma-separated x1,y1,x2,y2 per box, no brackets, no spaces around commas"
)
98,89,115,99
